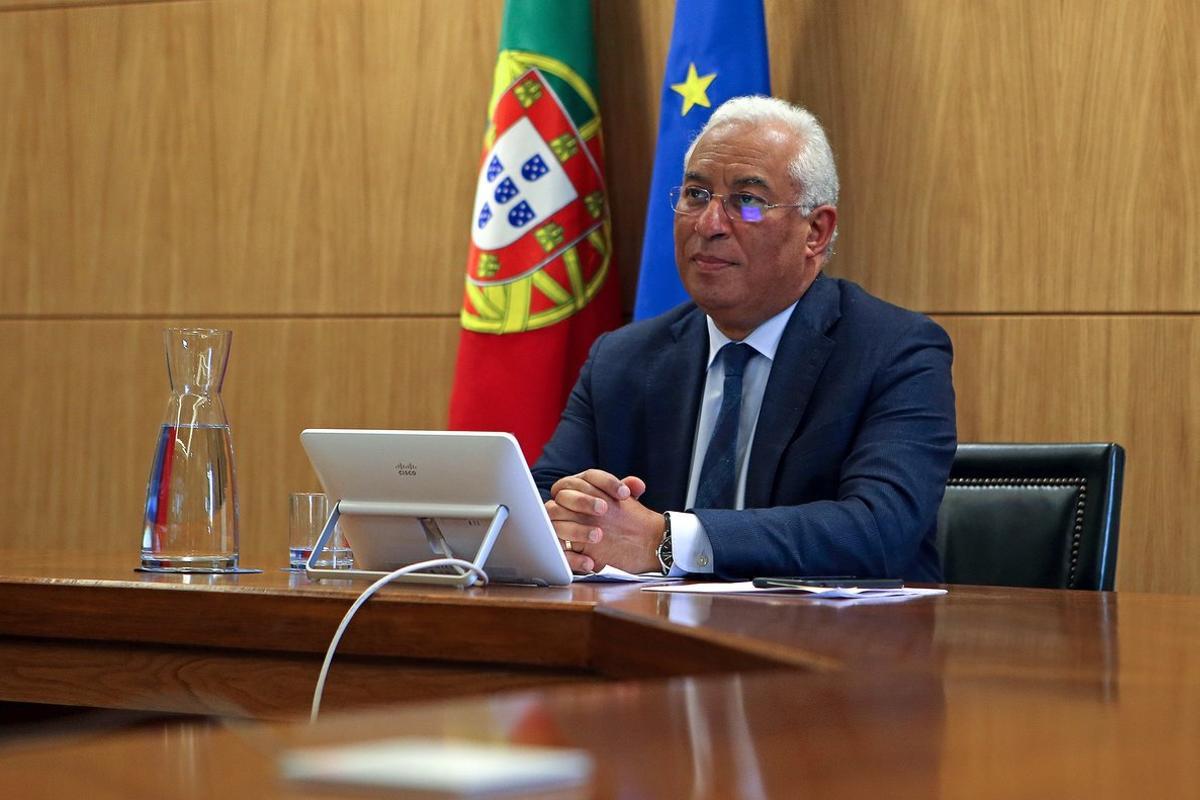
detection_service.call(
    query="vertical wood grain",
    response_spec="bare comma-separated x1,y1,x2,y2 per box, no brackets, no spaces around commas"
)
771,0,1198,312
0,0,501,315
0,318,460,565
593,0,673,312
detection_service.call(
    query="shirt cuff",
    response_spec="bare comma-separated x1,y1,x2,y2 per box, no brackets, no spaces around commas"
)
667,512,714,575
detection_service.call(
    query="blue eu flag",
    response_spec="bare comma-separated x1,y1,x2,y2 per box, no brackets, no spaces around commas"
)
633,0,771,320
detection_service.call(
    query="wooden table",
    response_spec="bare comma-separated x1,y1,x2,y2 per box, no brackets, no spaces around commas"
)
1,550,1198,797
0,550,799,719
4,665,1198,799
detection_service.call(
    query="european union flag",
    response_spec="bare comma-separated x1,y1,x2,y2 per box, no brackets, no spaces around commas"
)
633,0,771,320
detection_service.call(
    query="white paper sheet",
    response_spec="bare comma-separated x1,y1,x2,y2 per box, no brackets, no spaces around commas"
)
641,581,947,599
572,565,682,583
281,737,592,796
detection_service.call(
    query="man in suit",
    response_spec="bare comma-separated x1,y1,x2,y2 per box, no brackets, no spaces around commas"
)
532,96,956,580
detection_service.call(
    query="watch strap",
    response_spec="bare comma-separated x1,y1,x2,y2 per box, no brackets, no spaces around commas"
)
656,511,673,574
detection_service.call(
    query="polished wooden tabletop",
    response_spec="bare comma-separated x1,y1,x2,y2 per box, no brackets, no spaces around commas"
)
1,550,1199,797
3,550,1200,716
0,549,624,719
0,665,1196,799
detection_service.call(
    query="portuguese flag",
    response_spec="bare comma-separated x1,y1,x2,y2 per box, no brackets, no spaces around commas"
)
449,0,621,464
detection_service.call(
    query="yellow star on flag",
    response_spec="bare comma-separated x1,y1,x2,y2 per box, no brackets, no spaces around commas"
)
671,63,717,116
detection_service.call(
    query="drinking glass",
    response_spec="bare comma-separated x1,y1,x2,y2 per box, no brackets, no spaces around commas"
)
289,492,353,569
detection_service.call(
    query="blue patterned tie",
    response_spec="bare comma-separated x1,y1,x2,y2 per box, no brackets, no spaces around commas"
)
694,343,756,509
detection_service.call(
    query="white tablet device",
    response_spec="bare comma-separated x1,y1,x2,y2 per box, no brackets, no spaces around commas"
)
299,429,572,587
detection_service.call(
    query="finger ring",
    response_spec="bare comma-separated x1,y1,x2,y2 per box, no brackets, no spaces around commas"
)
562,539,571,552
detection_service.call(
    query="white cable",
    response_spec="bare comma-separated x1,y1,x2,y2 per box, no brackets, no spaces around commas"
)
309,558,489,723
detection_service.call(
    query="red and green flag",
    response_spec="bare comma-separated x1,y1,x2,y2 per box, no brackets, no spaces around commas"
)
449,0,620,464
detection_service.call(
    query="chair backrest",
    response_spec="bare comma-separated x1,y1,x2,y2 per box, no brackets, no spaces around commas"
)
935,443,1125,590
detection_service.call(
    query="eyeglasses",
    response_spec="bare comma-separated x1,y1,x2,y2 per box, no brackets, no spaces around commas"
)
668,186,812,224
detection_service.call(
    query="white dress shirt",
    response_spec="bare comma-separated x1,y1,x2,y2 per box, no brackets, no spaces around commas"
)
668,300,799,574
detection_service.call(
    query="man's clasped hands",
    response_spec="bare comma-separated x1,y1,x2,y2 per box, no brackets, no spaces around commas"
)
544,469,665,574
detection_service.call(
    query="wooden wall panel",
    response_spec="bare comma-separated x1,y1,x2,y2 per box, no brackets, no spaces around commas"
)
0,0,500,316
593,0,671,312
0,317,460,565
771,0,1199,313
940,315,1200,594
0,2,159,10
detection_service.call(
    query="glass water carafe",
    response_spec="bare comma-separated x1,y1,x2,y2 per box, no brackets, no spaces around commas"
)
141,328,240,572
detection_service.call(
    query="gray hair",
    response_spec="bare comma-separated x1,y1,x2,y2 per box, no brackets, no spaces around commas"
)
684,95,839,255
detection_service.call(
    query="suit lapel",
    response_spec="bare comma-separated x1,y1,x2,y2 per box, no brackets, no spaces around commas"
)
745,276,841,507
644,308,708,508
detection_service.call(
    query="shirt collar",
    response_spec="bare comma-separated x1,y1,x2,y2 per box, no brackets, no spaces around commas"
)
704,300,799,368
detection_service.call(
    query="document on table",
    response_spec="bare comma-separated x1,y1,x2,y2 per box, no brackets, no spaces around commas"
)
642,581,946,599
573,565,682,583
281,737,592,797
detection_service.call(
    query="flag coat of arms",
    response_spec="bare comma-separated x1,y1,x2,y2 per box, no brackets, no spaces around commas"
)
633,0,771,320
450,0,620,464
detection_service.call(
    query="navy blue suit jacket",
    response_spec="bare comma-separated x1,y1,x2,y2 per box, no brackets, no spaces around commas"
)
532,275,957,581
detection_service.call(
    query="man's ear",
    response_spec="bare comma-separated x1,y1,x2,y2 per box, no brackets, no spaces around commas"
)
806,205,838,258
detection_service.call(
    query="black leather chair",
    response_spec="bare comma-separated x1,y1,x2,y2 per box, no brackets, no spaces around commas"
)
935,443,1125,590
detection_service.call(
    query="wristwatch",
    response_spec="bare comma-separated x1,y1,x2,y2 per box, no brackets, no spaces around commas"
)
656,512,673,575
